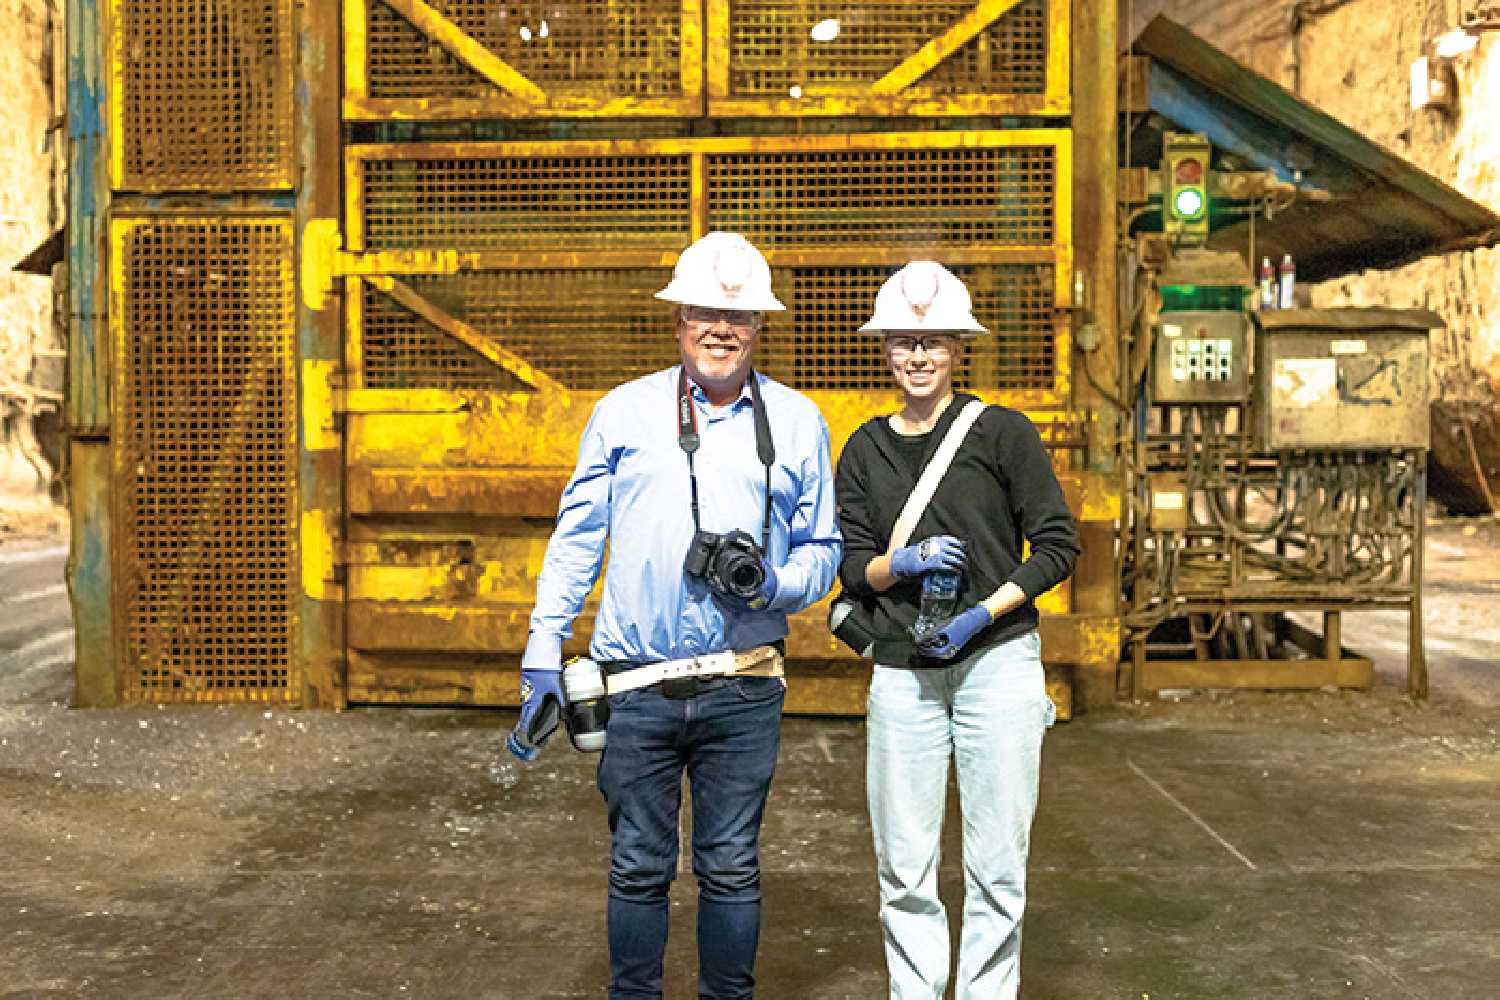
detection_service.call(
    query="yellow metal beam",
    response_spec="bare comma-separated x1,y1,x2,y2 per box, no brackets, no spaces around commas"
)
705,0,730,101
690,152,707,241
366,276,567,396
872,0,1025,95
348,128,1074,160
336,245,1054,277
342,95,702,121
1045,0,1072,112
706,94,1070,117
348,467,572,518
343,248,682,274
378,0,546,104
679,0,705,109
1138,658,1374,693
344,0,369,105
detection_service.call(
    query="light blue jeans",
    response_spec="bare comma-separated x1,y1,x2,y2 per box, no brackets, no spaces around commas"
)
866,630,1054,1000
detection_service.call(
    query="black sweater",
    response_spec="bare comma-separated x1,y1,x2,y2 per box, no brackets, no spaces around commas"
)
834,394,1081,666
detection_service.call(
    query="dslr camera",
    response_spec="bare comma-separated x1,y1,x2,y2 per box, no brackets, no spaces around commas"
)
684,529,767,602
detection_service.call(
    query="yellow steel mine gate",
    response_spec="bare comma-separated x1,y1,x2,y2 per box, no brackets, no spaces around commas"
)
83,0,1122,714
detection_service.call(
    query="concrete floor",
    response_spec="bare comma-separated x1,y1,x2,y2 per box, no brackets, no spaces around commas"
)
6,687,1500,997
3,524,1499,998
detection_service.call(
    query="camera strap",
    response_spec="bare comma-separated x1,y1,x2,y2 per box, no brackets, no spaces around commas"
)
677,368,776,549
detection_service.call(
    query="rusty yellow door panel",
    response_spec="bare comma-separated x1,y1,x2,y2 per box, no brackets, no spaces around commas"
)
348,467,572,518
346,537,552,604
342,397,1095,687
347,651,521,705
345,393,594,468
336,126,1088,713
344,0,705,121
347,392,1081,477
705,0,1071,118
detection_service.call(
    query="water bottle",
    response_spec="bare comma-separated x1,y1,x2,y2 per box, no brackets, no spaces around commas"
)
561,658,609,753
911,569,961,644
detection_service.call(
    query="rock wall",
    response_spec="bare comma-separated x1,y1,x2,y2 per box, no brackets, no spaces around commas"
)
0,0,64,529
1133,0,1500,512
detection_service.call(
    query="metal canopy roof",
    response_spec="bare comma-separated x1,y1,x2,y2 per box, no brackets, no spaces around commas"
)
1126,16,1500,283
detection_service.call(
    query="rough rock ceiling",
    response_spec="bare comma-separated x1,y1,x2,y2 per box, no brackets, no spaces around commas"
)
1120,0,1294,48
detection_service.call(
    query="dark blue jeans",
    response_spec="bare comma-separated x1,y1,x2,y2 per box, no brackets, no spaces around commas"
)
596,675,785,1000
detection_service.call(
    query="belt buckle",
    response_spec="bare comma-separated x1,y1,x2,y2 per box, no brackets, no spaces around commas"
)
659,676,699,700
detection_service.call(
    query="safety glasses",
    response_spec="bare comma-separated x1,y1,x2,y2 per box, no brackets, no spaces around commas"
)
680,306,762,330
886,335,958,358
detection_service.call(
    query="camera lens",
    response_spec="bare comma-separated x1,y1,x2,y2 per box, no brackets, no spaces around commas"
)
725,557,765,598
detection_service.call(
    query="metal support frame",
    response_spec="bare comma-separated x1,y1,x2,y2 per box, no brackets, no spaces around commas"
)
66,0,116,705
82,0,1120,715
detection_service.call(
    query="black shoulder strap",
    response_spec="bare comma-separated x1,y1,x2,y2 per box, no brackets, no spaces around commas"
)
677,369,776,549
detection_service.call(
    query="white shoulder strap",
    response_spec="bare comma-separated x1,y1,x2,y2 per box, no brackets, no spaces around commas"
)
888,399,988,551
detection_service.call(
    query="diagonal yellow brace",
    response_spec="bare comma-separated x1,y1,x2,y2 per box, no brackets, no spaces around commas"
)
871,0,1025,95
381,0,547,104
367,276,568,396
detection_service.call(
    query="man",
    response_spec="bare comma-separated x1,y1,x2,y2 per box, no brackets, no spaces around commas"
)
834,261,1078,999
514,231,841,1000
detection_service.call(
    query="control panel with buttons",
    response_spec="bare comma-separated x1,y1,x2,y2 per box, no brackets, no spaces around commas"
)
1151,311,1250,403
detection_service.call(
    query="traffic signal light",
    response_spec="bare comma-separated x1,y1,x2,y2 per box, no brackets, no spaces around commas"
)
1162,132,1211,243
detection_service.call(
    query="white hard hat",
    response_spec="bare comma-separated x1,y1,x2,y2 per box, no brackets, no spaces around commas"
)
859,261,987,335
655,232,785,312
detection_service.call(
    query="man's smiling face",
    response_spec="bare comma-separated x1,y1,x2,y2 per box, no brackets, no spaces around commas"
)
676,305,763,401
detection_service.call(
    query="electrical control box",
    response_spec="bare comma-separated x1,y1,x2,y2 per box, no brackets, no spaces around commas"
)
1147,474,1188,533
1254,309,1439,451
1151,310,1250,404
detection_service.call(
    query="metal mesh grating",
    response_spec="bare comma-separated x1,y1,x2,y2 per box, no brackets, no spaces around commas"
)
365,0,685,101
928,0,1047,95
363,281,526,390
363,266,1054,393
758,265,1055,391
706,146,1057,246
116,218,297,702
116,0,293,190
728,0,1048,97
360,155,693,250
386,272,681,389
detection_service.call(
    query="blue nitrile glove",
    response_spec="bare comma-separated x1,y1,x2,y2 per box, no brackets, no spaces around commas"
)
508,633,565,761
915,605,993,660
890,535,967,579
745,559,780,612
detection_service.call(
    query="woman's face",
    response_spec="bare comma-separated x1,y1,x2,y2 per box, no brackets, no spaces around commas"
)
884,332,960,402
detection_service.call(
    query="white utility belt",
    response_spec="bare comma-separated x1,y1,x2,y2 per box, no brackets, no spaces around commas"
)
603,644,785,695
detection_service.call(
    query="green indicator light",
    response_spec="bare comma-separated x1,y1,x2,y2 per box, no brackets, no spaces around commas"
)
1173,187,1206,220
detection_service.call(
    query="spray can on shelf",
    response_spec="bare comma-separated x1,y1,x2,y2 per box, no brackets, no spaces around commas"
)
1277,253,1296,309
1258,257,1276,310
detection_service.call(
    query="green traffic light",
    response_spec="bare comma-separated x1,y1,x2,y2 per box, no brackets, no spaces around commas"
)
1173,187,1206,220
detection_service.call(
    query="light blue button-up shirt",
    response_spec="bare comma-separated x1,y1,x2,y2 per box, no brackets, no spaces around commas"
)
529,366,842,664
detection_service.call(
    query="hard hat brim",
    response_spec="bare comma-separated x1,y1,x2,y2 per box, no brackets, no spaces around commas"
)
655,283,786,312
858,318,989,336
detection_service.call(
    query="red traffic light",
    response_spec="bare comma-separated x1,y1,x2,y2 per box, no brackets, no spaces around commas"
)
1174,158,1204,184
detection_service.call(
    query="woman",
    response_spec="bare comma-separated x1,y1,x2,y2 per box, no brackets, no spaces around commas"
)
833,261,1080,1000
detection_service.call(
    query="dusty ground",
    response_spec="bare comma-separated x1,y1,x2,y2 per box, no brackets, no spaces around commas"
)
1,515,1497,997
